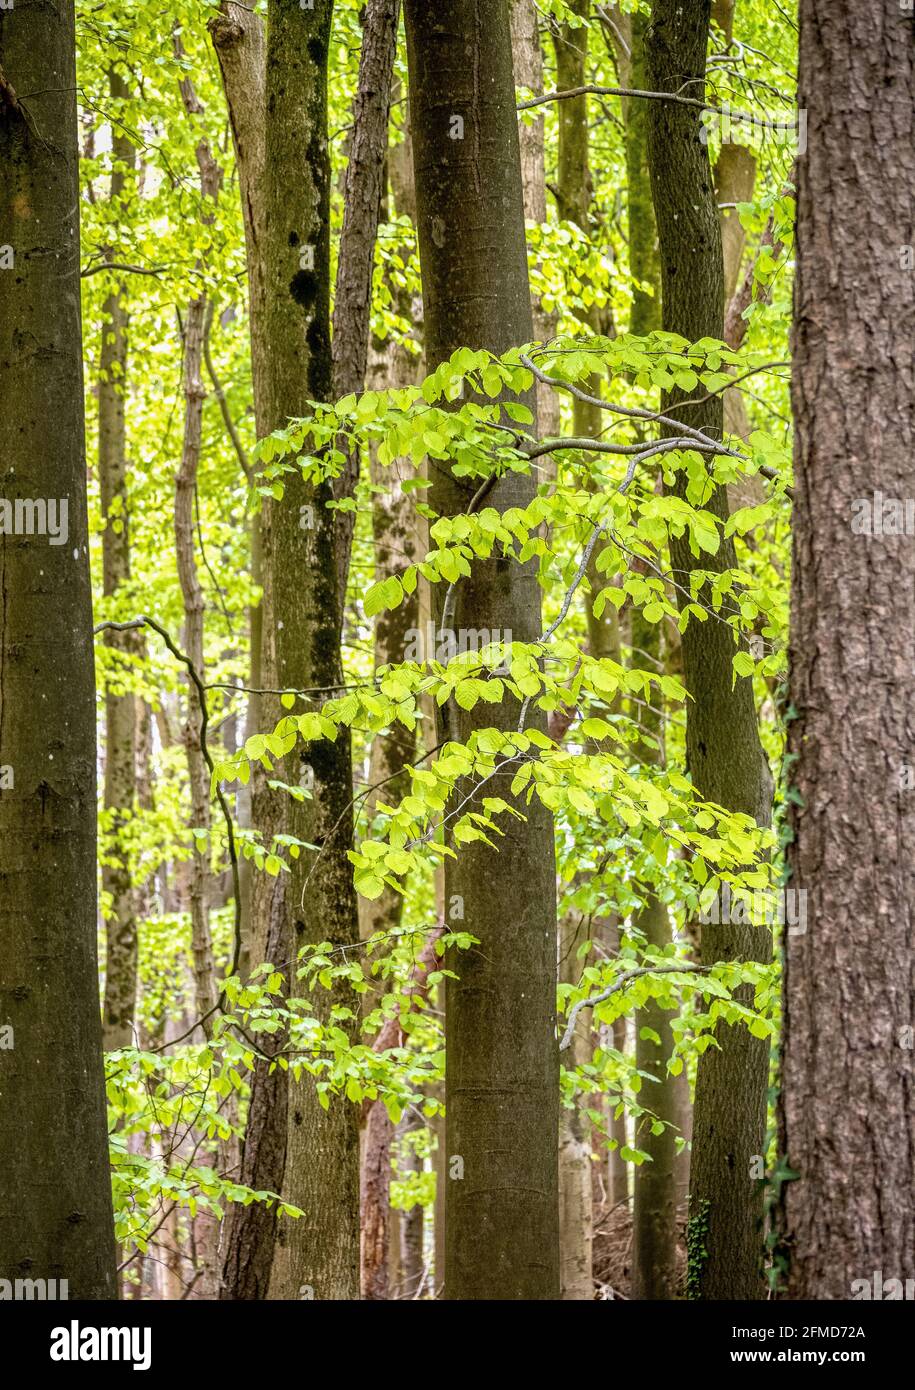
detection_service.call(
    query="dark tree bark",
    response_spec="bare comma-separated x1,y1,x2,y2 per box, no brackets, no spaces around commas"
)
778,0,915,1298
0,0,117,1298
262,0,361,1302
646,0,772,1300
404,0,560,1300
618,15,684,1297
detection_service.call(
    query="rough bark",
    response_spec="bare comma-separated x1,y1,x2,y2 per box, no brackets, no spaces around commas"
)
100,70,139,1051
404,0,560,1301
263,0,361,1302
778,0,915,1299
646,0,772,1300
0,0,117,1299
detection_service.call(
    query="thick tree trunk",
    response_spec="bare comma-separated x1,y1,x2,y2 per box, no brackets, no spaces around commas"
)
646,0,772,1300
0,0,117,1298
263,0,361,1302
404,0,560,1300
778,0,915,1298
100,72,139,1051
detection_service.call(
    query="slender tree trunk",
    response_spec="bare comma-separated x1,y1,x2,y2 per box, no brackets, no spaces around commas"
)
100,72,139,1050
778,0,915,1299
509,0,559,448
210,2,293,1302
404,0,560,1301
558,909,594,1300
619,16,683,1295
332,0,401,596
264,0,361,1302
209,0,268,974
646,0,772,1300
0,0,117,1298
175,67,222,1033
630,607,678,1300
360,928,443,1299
399,1113,425,1297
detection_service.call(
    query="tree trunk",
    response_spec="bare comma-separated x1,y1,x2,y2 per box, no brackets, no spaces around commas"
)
360,928,443,1299
100,71,139,1051
630,588,679,1299
208,2,297,1302
332,0,401,596
646,0,772,1300
621,14,683,1296
509,0,559,446
778,0,915,1299
404,0,560,1301
0,0,117,1298
175,67,222,1034
263,0,361,1302
399,1113,425,1297
209,0,268,974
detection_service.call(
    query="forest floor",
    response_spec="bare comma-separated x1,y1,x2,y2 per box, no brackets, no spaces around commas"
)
592,1199,688,1300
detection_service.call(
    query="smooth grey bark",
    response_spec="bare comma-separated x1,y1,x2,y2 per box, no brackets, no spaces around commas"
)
404,0,560,1300
646,0,772,1300
778,0,915,1299
0,0,117,1299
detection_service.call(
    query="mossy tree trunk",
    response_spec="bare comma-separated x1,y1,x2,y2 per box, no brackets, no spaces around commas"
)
263,0,361,1302
646,0,772,1300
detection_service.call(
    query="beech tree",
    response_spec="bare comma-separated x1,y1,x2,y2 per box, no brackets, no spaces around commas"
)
6,0,904,1319
0,0,117,1299
403,0,560,1300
